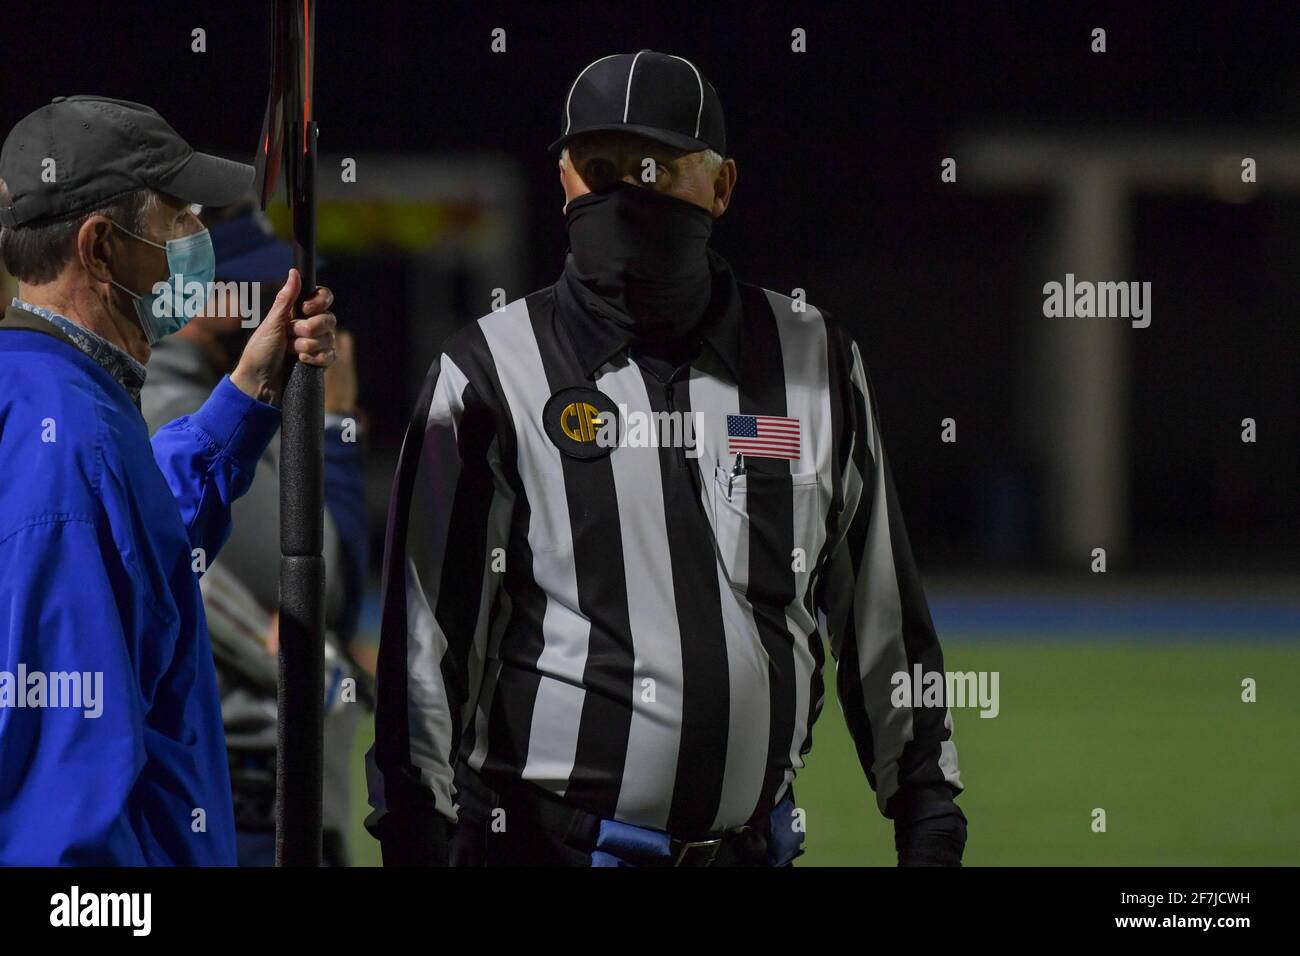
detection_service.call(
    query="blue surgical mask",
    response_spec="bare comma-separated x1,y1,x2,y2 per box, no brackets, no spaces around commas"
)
109,222,216,345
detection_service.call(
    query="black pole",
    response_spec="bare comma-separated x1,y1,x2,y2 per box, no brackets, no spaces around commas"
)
274,0,322,865
276,117,321,866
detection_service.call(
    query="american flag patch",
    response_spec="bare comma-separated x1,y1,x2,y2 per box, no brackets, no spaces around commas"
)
726,414,802,460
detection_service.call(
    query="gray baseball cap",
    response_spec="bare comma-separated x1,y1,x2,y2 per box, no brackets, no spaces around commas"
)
0,95,254,227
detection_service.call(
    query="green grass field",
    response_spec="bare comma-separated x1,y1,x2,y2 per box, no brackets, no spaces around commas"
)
348,639,1300,866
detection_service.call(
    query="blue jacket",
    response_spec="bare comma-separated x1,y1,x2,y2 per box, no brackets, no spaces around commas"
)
0,325,279,865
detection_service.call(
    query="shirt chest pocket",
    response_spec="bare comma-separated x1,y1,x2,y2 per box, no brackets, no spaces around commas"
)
710,464,822,606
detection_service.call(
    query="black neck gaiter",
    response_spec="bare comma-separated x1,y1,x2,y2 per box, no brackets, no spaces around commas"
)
564,182,714,344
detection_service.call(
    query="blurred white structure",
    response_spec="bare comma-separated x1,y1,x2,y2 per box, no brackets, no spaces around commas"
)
962,133,1300,561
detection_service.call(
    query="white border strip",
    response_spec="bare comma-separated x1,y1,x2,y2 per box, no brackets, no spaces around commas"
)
623,50,647,122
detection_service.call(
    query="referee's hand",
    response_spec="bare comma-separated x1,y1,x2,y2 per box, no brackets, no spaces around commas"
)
892,784,967,866
375,810,450,867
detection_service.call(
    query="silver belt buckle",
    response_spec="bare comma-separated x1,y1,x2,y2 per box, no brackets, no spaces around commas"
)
672,836,724,867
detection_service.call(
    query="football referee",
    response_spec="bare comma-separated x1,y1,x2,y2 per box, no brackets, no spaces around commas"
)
367,50,966,866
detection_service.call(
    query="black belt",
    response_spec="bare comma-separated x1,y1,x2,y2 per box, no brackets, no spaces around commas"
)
457,765,769,867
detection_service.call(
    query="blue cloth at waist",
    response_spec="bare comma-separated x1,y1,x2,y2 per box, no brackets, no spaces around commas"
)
591,793,804,867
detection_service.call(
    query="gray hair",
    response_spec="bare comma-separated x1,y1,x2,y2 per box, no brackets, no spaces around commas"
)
560,145,724,176
0,183,159,285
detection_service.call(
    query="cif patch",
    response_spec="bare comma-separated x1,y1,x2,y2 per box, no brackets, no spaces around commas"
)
543,386,619,460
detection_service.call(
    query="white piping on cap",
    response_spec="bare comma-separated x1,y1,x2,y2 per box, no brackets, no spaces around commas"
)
563,54,620,136
622,50,647,122
665,54,705,139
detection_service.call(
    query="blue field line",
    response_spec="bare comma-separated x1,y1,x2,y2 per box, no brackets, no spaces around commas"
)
928,594,1300,640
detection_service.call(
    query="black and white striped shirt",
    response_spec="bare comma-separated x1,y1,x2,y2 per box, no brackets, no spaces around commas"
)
367,251,962,845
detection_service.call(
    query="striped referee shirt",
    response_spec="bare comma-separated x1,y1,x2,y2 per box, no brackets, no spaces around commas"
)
367,249,962,845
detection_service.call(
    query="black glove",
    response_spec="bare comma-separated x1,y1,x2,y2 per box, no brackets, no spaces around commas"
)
373,808,450,867
889,783,967,867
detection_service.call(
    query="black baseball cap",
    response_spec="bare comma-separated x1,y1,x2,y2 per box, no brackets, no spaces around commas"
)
549,51,726,157
0,95,254,228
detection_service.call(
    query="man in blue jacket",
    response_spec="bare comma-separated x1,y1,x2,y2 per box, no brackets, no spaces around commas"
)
0,96,338,865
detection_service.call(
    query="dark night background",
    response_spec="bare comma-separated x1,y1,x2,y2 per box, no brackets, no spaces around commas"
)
4,0,1297,573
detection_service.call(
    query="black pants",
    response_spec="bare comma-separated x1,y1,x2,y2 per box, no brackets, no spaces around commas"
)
449,817,594,866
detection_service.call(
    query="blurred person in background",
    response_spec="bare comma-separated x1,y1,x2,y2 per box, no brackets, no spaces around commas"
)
140,200,370,867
